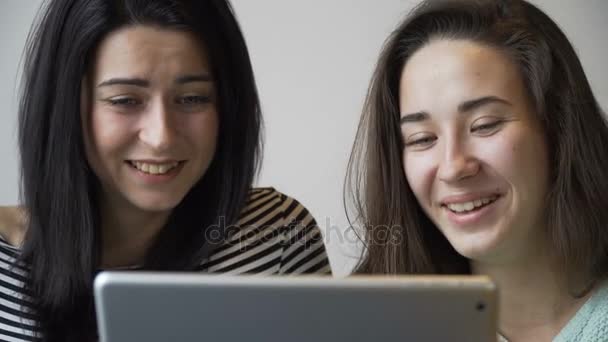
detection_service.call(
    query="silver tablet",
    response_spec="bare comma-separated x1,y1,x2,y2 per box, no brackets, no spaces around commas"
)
94,272,496,342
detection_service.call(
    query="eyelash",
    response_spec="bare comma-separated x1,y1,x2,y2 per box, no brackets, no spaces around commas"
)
405,136,436,147
108,97,139,106
176,95,211,105
471,120,504,133
106,95,211,107
404,120,505,148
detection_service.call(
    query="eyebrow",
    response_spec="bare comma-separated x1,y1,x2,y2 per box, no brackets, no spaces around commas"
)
399,96,512,125
96,73,212,88
97,78,149,88
458,96,511,113
400,111,429,124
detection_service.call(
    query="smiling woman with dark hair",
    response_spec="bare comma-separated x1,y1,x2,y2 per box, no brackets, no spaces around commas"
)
0,0,330,341
347,0,608,341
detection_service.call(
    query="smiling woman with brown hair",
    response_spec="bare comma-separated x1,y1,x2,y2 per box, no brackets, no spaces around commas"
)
0,0,330,341
347,0,608,340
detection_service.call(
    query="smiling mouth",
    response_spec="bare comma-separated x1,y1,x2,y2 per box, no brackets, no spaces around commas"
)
442,195,501,214
126,160,186,175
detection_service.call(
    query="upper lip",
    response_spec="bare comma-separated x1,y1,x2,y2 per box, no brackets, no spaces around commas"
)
439,192,502,206
127,159,184,163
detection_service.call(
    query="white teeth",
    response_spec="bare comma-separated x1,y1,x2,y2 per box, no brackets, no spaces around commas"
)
131,161,179,175
450,203,465,212
446,196,497,213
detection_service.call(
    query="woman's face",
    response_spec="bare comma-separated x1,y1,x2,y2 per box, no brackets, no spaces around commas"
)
83,25,219,214
399,39,550,264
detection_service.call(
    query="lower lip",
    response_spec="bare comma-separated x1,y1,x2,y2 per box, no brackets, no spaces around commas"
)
127,161,185,184
443,196,502,227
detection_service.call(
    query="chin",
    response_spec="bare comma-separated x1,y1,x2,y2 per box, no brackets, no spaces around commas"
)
453,247,487,260
438,220,505,259
129,195,184,213
451,238,503,262
443,232,498,261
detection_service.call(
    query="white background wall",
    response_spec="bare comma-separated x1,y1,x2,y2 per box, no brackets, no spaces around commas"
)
1,0,606,275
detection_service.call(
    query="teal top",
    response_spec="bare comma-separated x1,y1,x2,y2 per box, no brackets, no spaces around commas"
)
498,280,608,342
553,280,608,342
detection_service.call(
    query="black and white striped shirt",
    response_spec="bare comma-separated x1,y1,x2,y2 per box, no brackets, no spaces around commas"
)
0,188,331,341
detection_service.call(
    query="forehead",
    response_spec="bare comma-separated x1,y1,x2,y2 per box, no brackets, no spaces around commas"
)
91,25,210,81
399,39,526,114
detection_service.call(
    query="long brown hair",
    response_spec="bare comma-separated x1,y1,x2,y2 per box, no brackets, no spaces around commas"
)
347,0,608,285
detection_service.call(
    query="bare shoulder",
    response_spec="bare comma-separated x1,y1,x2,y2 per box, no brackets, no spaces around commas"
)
0,206,27,247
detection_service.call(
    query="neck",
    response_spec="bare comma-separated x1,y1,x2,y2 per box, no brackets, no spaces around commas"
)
473,245,590,341
100,197,171,269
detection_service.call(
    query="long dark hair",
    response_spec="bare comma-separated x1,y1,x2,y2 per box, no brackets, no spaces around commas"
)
18,0,262,340
348,0,608,284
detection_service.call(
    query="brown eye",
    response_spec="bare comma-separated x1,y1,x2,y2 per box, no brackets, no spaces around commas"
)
405,134,437,150
471,120,504,135
107,97,140,106
176,95,211,105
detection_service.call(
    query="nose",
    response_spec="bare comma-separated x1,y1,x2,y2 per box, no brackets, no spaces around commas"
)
437,140,480,183
138,100,176,151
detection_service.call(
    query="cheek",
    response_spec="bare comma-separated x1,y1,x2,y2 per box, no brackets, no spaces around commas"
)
476,136,519,174
403,151,437,205
477,130,549,189
183,109,219,152
509,134,549,193
87,111,136,160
